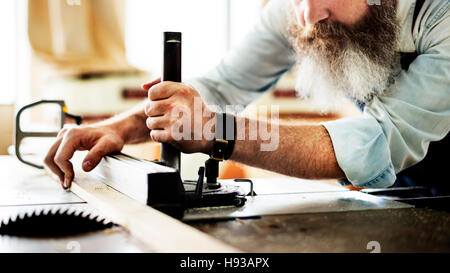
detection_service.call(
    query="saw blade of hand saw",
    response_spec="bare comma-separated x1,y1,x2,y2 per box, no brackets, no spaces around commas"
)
0,204,114,237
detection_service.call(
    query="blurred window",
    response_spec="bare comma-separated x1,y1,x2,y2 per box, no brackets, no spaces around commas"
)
125,0,262,78
0,1,18,103
0,0,261,103
0,0,30,105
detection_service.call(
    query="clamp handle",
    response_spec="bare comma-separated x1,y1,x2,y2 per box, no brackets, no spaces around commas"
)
14,100,82,169
160,31,182,172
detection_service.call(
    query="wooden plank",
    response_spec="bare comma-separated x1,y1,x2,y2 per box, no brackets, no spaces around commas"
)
44,153,240,253
88,153,179,205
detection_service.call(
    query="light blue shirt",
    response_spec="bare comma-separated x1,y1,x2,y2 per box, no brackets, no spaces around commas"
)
187,0,450,188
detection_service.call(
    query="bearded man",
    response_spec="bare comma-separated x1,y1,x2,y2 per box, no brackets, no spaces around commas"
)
44,0,450,197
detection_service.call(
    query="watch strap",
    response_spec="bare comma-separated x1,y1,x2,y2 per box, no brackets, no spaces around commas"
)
211,112,236,161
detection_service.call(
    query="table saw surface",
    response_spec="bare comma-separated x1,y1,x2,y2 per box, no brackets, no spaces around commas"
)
1,156,449,253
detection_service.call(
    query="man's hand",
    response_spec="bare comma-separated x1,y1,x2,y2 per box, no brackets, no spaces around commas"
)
44,125,125,189
143,81,215,154
45,78,162,190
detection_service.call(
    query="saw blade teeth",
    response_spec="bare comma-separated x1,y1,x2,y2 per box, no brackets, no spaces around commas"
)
66,208,75,216
18,212,26,220
0,205,114,236
57,208,66,215
24,210,32,218
33,209,43,217
93,215,101,222
81,211,90,218
9,214,17,223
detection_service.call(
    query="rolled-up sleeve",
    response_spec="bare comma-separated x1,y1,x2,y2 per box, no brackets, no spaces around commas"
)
322,117,397,188
322,11,450,188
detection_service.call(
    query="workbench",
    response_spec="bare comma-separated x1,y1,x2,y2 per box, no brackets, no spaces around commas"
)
1,155,449,253
192,208,450,253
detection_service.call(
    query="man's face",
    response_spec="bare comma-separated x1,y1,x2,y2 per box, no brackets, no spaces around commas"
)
291,0,369,28
288,0,399,110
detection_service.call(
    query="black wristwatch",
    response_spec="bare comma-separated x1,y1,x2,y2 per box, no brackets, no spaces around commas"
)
210,112,236,161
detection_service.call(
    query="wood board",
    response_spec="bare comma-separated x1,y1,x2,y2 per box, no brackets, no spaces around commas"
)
45,152,239,253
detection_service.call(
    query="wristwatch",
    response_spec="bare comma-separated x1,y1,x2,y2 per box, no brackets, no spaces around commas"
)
210,112,236,161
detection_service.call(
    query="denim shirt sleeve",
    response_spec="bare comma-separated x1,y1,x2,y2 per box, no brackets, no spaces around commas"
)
322,4,450,188
187,0,449,189
185,0,296,107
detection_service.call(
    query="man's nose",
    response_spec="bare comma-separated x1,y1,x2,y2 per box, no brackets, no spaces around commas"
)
304,0,330,25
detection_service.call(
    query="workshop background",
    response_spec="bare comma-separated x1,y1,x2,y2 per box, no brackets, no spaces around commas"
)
0,0,360,181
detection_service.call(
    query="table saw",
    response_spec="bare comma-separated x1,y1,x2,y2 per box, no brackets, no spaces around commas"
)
4,31,449,253
3,154,448,253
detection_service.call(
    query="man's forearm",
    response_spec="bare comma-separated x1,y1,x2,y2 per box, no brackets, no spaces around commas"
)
96,101,150,144
230,116,345,180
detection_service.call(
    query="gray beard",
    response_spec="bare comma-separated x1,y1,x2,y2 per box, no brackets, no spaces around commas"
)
288,2,401,112
295,47,401,112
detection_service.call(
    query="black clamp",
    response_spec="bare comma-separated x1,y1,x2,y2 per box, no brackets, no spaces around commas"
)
15,100,82,169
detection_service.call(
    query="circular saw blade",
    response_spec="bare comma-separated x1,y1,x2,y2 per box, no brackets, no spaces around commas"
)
0,205,114,237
